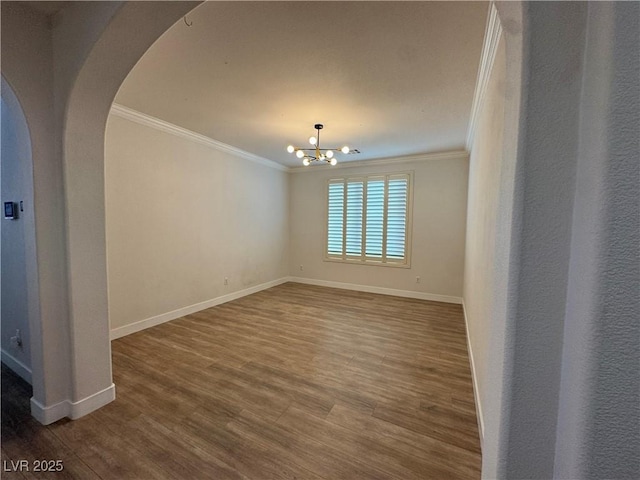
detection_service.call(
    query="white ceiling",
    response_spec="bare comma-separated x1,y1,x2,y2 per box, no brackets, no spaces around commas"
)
115,1,487,167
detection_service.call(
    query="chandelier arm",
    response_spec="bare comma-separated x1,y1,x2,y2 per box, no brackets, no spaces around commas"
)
289,124,346,166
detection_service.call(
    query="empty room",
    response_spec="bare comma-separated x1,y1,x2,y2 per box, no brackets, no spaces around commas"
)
1,1,638,479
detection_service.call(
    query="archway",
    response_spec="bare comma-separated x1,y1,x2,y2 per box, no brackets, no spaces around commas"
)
58,1,203,418
0,0,202,424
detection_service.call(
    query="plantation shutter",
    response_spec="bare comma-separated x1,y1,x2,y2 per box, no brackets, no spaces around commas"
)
386,176,408,260
365,178,385,258
327,182,344,255
345,181,364,256
326,173,411,265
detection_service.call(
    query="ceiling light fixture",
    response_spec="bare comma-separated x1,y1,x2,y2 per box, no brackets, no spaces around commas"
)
286,124,351,166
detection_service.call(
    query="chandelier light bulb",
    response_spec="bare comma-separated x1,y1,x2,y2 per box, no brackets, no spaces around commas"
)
286,124,353,167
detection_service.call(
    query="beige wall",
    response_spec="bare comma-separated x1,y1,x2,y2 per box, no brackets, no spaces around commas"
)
105,112,467,335
463,34,506,439
289,156,469,300
105,114,289,333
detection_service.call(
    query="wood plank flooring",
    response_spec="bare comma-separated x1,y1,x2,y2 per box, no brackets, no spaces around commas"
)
1,282,481,479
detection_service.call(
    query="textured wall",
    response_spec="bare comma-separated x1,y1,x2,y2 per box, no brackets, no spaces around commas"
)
502,4,587,477
477,3,524,476
480,2,639,478
554,3,640,478
463,33,506,440
105,114,289,331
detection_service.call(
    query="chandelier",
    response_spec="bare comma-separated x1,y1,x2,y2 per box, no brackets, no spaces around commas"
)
287,124,350,166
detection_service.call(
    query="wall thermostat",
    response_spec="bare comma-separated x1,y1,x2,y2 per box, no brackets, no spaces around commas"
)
4,202,17,220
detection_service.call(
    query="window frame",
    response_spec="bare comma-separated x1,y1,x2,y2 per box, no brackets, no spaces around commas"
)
324,171,413,268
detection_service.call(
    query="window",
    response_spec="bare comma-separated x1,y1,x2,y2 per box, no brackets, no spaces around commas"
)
326,173,412,266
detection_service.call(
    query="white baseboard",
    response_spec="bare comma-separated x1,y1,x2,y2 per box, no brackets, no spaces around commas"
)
462,301,485,448
110,277,290,340
1,348,32,384
30,383,116,425
110,276,460,341
287,276,462,304
68,383,116,419
30,398,68,426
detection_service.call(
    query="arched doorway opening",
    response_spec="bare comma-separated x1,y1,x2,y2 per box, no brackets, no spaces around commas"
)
0,0,202,424
58,0,204,420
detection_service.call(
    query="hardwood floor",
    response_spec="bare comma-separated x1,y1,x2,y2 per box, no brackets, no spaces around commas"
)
1,282,481,479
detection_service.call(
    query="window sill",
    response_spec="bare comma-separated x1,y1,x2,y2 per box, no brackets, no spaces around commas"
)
323,256,411,269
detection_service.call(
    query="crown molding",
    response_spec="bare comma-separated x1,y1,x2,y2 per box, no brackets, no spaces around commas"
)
289,149,469,173
109,103,288,172
466,3,503,150
110,104,468,174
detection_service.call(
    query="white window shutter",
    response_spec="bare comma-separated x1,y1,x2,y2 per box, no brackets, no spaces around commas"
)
327,182,344,255
326,173,410,265
386,177,408,260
